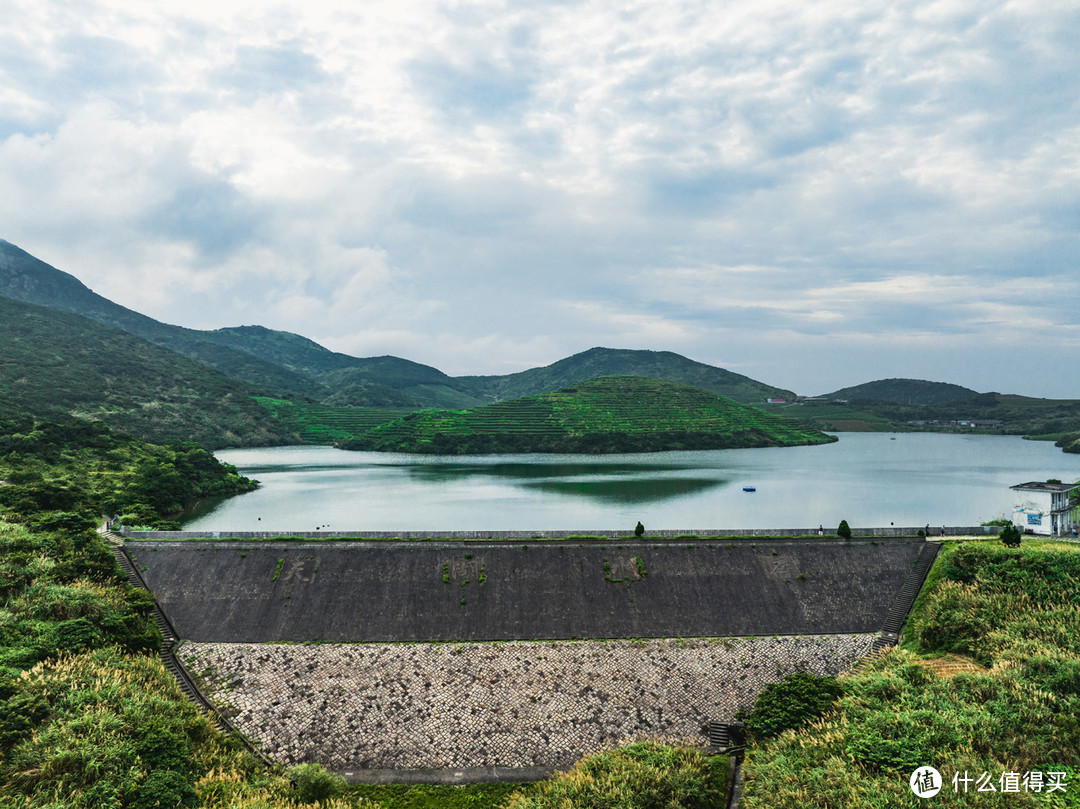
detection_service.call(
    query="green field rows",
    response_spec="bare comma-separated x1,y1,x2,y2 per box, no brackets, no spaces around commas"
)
254,397,416,444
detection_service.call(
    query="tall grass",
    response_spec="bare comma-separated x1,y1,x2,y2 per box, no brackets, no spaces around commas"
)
504,741,727,809
740,542,1080,808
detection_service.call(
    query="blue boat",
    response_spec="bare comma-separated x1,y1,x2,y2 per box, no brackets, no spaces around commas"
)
742,486,756,492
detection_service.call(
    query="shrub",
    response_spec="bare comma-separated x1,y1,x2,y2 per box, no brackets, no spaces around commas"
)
53,617,105,653
837,519,851,539
739,671,843,741
288,762,346,804
1000,524,1022,547
634,521,645,537
131,769,198,809
0,682,50,752
135,726,193,773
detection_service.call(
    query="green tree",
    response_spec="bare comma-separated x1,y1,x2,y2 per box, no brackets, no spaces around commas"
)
634,521,645,537
837,519,852,539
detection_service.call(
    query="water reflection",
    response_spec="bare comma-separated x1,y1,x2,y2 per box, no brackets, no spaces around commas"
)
523,476,727,503
398,461,695,482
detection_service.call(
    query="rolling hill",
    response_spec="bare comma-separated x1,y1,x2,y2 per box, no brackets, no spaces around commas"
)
0,296,298,448
0,240,803,409
340,376,836,454
458,347,795,405
0,240,321,401
820,378,979,405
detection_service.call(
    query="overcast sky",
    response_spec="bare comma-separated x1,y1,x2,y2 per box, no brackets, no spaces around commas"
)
1,0,1077,396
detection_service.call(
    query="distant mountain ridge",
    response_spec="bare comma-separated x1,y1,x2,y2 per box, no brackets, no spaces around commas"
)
820,378,980,405
0,240,320,401
458,347,795,404
0,240,795,408
0,295,297,448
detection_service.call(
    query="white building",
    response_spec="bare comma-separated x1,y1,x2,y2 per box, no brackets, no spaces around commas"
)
1010,481,1080,536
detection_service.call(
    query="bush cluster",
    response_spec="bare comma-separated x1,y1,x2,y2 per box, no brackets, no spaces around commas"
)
738,671,843,741
505,741,727,809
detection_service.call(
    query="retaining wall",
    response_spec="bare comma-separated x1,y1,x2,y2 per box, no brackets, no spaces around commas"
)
123,526,999,539
129,537,926,643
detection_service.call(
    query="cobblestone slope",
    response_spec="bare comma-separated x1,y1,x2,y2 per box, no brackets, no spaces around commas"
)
180,634,873,770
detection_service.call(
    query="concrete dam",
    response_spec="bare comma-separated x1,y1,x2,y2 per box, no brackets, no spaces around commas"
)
129,535,937,774
130,537,929,643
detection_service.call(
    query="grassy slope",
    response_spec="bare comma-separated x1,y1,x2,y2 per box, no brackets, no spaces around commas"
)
1056,433,1080,454
342,376,836,454
740,538,1080,808
0,296,298,449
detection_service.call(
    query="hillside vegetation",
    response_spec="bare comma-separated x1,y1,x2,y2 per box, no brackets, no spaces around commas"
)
0,296,298,449
458,346,795,405
740,540,1080,808
783,391,1080,444
254,398,415,444
0,419,374,809
0,240,320,401
821,378,979,405
341,376,836,454
1056,432,1080,454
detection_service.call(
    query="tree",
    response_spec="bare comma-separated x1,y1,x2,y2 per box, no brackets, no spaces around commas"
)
1000,524,1022,547
634,521,645,537
837,519,852,539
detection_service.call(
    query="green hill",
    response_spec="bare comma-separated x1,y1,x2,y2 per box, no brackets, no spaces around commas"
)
459,347,795,405
0,240,320,401
0,296,297,448
820,378,979,405
340,376,836,454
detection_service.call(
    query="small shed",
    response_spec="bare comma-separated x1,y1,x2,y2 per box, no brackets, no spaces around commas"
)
1010,481,1080,536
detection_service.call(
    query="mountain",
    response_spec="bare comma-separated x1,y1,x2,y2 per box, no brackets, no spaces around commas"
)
819,378,979,405
0,242,800,409
457,347,795,405
0,295,298,448
195,331,790,409
0,240,320,401
340,376,835,454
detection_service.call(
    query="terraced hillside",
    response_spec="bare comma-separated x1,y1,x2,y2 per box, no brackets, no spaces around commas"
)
340,376,836,454
254,397,415,444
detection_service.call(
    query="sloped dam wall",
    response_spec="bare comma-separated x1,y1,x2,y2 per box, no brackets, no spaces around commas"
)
130,537,927,643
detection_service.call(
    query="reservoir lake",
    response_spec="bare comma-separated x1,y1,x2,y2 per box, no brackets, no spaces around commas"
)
183,433,1080,531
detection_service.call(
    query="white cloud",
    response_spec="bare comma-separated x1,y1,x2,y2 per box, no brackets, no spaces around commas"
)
0,0,1077,395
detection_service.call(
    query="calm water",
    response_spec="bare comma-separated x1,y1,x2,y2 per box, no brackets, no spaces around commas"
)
183,434,1080,531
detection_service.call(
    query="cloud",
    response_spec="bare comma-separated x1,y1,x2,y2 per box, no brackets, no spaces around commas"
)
0,0,1077,395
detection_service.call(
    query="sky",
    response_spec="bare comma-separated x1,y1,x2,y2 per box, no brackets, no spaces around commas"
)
1,0,1077,397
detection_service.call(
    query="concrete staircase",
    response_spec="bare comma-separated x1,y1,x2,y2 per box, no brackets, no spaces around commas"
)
860,541,941,662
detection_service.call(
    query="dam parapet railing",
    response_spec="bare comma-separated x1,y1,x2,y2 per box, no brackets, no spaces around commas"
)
119,525,1002,540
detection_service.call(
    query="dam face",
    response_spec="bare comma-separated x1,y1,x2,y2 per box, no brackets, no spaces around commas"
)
129,537,926,642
